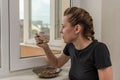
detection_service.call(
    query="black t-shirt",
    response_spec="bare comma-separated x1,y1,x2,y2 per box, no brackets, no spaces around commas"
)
63,40,112,80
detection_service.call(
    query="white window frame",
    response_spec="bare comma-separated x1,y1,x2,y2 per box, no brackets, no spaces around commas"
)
9,0,70,71
23,0,31,44
0,0,9,76
49,0,62,47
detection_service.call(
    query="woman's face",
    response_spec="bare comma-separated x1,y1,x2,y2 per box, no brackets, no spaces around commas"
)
60,16,79,43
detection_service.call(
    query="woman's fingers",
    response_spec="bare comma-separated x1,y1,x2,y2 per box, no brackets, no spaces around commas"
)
35,33,40,37
43,39,49,43
34,33,50,48
36,42,47,48
36,38,43,44
35,36,43,44
36,43,42,47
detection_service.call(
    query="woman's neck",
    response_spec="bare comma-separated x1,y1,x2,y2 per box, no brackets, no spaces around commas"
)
72,37,92,50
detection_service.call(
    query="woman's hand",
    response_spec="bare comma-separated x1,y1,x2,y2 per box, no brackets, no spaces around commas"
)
34,33,49,48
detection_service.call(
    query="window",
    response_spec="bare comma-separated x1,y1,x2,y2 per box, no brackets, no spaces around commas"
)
10,0,70,71
20,0,63,58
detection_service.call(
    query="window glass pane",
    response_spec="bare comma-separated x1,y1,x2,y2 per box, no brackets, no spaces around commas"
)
19,0,60,58
30,0,50,39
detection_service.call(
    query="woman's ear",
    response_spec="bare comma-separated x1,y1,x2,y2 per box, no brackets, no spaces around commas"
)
74,24,82,34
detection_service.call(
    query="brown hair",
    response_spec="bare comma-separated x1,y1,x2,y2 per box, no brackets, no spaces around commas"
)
64,7,95,40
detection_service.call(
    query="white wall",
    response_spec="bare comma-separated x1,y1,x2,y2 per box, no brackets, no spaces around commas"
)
102,0,120,80
71,0,81,7
72,0,102,41
80,0,102,41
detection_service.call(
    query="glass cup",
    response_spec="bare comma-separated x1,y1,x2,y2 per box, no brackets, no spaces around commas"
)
39,32,50,43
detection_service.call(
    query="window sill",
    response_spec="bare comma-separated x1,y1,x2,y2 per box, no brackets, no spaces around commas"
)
20,43,61,58
0,63,70,80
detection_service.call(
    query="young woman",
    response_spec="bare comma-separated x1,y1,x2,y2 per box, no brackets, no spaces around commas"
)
35,7,113,80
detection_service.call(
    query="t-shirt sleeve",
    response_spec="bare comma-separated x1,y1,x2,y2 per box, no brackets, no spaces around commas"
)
94,43,112,69
63,44,70,56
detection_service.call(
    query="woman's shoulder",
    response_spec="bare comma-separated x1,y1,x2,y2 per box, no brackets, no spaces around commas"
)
93,40,109,51
93,40,107,47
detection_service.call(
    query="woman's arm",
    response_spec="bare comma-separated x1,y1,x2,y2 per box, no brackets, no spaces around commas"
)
43,44,70,68
98,66,113,80
35,33,70,68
